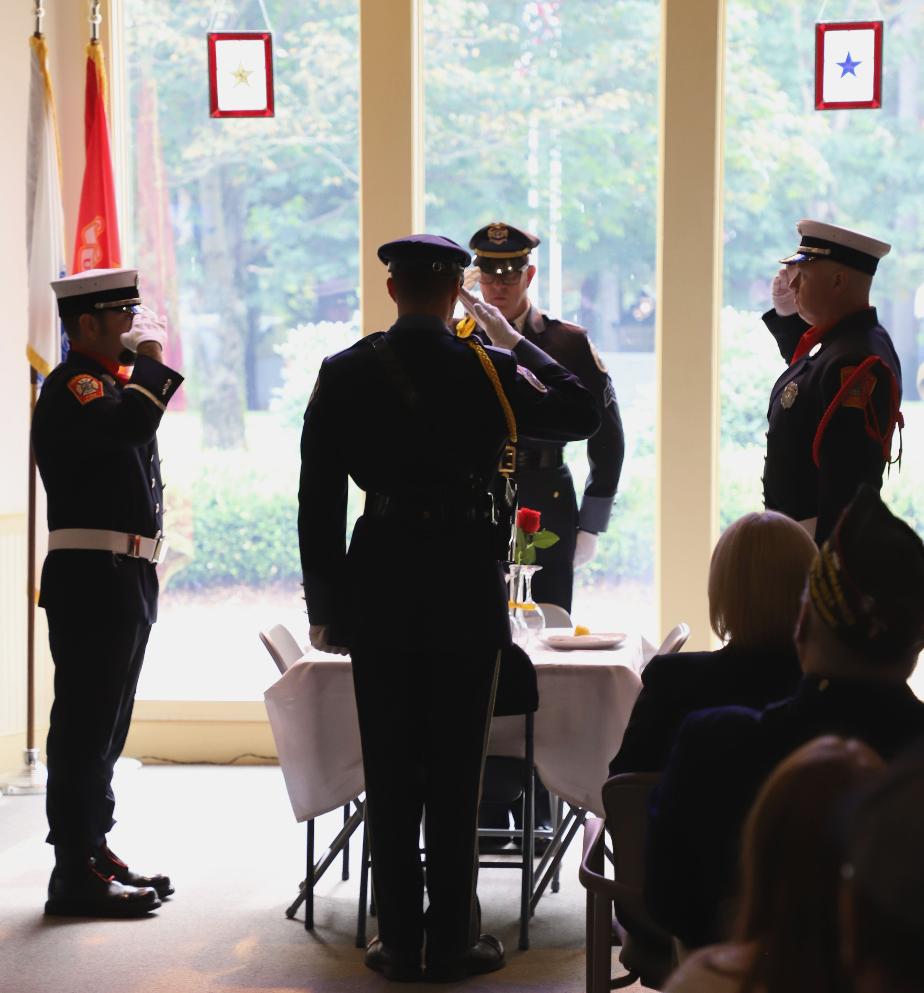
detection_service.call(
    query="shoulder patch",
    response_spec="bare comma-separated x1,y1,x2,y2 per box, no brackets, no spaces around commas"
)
589,341,608,373
516,365,548,393
67,374,104,406
839,365,876,409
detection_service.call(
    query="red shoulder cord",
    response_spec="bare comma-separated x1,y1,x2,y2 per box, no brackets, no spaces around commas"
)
811,355,903,469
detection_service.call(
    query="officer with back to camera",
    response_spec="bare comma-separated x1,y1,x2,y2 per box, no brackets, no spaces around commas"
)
298,234,598,982
33,268,182,918
762,219,902,544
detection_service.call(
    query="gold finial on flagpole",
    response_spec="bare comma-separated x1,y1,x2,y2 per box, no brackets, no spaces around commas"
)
33,1,45,37
89,0,102,44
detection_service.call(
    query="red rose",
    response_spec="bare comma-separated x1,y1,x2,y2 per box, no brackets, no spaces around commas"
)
516,507,541,534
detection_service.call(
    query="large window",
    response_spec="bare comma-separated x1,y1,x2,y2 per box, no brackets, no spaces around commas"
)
120,0,360,700
719,2,924,694
424,0,660,633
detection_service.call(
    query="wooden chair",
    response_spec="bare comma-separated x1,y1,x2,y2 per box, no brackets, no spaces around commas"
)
579,773,675,991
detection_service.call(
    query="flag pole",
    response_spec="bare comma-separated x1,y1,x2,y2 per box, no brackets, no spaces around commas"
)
3,10,48,796
90,0,102,44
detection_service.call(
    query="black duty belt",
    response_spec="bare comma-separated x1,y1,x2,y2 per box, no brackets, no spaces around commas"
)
516,447,564,471
365,491,494,525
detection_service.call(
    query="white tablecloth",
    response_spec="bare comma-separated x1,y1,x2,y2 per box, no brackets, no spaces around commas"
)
264,636,644,822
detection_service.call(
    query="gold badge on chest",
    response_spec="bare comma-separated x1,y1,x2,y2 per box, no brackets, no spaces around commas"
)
781,382,799,409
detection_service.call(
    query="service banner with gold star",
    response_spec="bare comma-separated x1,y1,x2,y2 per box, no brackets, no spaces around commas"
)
815,21,882,111
207,32,274,118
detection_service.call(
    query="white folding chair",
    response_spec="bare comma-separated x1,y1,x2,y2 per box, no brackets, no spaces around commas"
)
537,602,573,628
259,624,366,941
655,622,690,656
259,623,304,674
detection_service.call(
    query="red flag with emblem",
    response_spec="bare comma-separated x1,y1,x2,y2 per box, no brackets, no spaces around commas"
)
72,42,120,272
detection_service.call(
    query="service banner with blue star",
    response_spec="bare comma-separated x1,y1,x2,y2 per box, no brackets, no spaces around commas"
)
815,21,882,110
207,32,274,118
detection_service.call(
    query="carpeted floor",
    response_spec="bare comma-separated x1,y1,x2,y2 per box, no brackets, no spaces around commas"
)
0,764,653,993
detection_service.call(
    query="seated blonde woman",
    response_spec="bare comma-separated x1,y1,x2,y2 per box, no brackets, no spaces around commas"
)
664,735,884,993
610,511,817,775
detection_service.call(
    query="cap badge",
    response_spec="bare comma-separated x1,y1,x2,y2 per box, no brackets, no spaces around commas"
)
487,224,508,245
781,382,799,409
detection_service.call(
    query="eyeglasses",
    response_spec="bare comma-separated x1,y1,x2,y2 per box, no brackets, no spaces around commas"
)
478,269,526,286
94,301,142,314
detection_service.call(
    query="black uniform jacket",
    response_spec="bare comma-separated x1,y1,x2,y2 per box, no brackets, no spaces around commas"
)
608,641,802,776
763,307,901,543
298,315,600,651
645,674,924,948
466,305,624,534
32,349,183,623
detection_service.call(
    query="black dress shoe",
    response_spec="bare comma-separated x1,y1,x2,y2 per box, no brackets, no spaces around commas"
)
45,865,161,918
425,933,506,983
364,937,423,982
94,845,174,899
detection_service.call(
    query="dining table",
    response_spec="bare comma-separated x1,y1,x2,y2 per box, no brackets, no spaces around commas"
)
264,631,647,823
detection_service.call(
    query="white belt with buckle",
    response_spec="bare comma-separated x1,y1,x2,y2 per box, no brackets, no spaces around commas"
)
47,528,167,564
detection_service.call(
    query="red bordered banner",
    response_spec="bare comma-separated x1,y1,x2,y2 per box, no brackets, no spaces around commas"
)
207,32,275,118
815,21,883,111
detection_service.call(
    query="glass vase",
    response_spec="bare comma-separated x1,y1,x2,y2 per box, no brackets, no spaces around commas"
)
507,563,546,647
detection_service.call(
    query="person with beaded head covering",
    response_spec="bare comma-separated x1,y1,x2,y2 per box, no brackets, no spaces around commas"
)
807,484,924,665
645,487,924,950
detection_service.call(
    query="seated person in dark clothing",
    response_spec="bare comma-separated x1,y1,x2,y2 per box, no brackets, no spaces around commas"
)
840,735,924,993
610,511,817,776
645,485,924,951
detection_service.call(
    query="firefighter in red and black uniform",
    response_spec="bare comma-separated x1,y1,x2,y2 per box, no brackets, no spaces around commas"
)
33,268,182,918
762,220,902,545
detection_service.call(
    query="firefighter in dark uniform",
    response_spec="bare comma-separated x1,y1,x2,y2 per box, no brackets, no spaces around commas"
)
762,220,902,544
298,235,598,982
458,222,625,612
33,268,182,918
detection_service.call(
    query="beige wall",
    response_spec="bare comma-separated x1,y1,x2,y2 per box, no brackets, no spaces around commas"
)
0,5,90,774
0,7,38,774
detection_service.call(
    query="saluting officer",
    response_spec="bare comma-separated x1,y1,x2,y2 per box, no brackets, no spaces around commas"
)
459,222,625,612
33,268,182,918
763,220,902,543
298,235,598,982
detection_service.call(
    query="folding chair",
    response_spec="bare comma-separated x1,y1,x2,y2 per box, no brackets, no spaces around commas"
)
478,642,585,951
579,773,675,991
260,626,366,940
537,601,573,628
656,622,691,657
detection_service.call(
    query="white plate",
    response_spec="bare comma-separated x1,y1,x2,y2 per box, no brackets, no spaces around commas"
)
541,632,627,651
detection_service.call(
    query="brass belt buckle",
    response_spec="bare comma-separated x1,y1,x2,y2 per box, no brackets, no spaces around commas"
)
499,443,516,477
151,532,166,564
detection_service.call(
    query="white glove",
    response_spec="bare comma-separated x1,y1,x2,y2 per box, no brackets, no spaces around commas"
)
120,305,168,352
309,623,349,656
771,267,798,316
573,530,598,569
458,286,523,350
462,267,481,291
